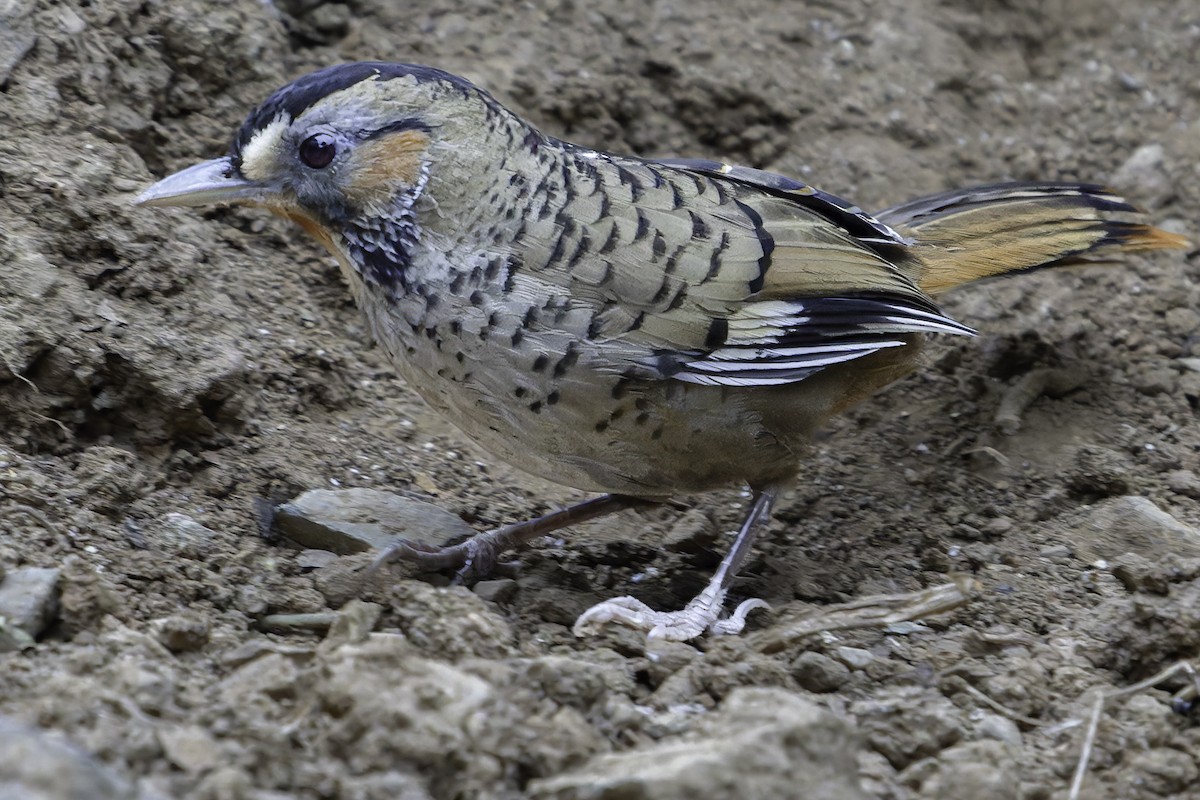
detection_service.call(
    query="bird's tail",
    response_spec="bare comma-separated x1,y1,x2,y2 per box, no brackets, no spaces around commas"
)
876,182,1188,296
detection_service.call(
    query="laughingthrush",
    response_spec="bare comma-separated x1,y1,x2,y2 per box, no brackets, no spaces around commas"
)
137,63,1186,640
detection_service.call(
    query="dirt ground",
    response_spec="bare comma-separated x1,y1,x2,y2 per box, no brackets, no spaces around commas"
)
2,0,1200,797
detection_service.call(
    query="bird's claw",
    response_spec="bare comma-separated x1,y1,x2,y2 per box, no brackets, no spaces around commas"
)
367,534,520,583
572,593,769,641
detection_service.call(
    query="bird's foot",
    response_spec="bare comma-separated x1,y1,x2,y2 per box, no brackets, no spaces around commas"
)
368,495,642,585
368,532,519,583
573,587,769,641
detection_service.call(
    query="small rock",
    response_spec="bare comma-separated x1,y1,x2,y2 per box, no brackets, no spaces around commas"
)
158,725,220,775
1111,143,1173,208
973,713,1022,748
0,12,36,87
153,612,211,653
0,716,136,800
322,599,383,647
472,578,518,605
1165,308,1200,339
519,653,635,709
1110,551,1170,594
661,508,718,553
339,772,433,800
1166,469,1200,500
274,488,476,554
853,687,965,769
1132,367,1177,396
296,549,339,570
1069,496,1200,561
981,517,1013,539
1116,747,1199,797
1038,544,1072,561
58,557,122,637
1065,445,1134,498
529,687,866,800
901,740,1019,800
643,640,701,688
193,766,253,800
792,651,851,692
154,513,223,559
835,646,875,670
0,567,60,647
389,581,515,660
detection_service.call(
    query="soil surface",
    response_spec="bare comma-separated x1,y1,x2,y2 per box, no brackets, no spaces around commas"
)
2,1,1200,798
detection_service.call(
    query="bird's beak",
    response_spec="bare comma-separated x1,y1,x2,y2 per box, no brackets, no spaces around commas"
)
134,157,264,208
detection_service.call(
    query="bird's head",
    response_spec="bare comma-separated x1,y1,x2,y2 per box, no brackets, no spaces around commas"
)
136,62,510,292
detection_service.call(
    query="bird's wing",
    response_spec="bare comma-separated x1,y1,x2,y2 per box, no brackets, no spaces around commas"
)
519,152,974,387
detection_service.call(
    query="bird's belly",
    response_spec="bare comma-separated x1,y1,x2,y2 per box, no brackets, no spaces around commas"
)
430,376,805,496
367,309,803,495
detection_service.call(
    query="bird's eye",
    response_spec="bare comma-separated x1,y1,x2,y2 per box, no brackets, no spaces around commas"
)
299,133,337,169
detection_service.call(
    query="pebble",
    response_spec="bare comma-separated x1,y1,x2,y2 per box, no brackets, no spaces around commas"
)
528,687,866,800
1069,495,1200,561
152,612,211,653
1165,469,1200,500
0,715,136,799
853,687,965,769
1065,445,1133,497
1111,143,1173,209
972,713,1022,749
0,567,60,650
472,578,519,605
661,508,718,553
295,549,339,570
792,651,851,692
157,725,220,775
274,488,477,554
901,740,1019,800
155,513,222,559
1110,551,1170,594
835,646,876,670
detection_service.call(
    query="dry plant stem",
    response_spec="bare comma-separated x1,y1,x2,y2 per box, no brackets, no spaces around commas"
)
955,681,1048,728
751,576,976,653
1067,661,1200,800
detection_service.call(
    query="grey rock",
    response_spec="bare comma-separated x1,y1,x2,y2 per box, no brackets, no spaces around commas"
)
154,513,223,559
661,508,718,553
1070,495,1200,561
472,578,518,605
900,740,1019,800
529,687,866,800
1111,143,1173,208
853,687,965,769
0,716,135,800
792,651,851,692
835,646,876,670
275,488,476,554
0,567,60,649
1166,469,1200,500
0,4,36,87
296,548,339,570
152,612,211,653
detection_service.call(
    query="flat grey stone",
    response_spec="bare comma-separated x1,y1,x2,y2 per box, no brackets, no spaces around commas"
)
275,488,476,554
529,687,866,800
0,716,135,800
0,567,60,649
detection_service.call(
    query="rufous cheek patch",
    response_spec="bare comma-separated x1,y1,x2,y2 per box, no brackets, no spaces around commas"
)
345,130,431,209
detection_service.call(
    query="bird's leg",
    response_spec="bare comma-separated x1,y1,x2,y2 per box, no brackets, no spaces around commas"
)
369,493,654,582
573,484,781,641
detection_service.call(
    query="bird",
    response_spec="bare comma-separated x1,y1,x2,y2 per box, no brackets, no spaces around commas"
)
136,61,1187,641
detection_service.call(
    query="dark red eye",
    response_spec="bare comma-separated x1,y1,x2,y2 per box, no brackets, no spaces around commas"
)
299,133,336,169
